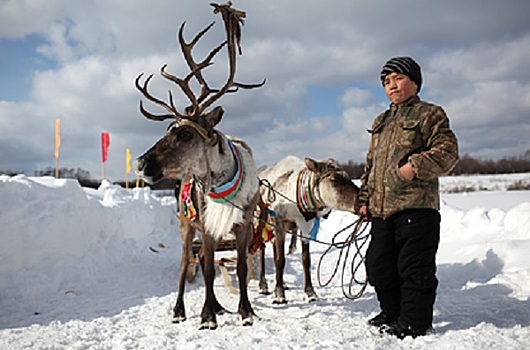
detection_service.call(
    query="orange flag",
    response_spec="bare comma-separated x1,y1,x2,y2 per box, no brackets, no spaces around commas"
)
101,132,110,163
54,119,61,159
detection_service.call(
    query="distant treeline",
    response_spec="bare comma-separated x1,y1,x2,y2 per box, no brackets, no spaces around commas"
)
35,167,102,188
2,151,530,189
339,151,530,179
1,165,180,190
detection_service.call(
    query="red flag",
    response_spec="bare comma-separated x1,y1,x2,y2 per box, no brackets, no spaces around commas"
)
101,132,110,163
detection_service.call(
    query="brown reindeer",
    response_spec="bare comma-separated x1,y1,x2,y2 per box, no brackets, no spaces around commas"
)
133,3,264,329
258,156,360,303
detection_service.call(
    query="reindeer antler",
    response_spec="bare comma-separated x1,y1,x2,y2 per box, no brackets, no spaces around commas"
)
135,2,265,122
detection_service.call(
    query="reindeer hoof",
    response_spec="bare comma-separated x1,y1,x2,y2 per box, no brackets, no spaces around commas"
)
258,284,270,295
215,307,228,315
172,315,186,323
273,288,287,304
304,293,319,303
199,321,218,330
240,315,255,326
272,297,287,305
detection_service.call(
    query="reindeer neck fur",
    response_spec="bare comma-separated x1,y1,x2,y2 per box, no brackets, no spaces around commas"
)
200,132,259,241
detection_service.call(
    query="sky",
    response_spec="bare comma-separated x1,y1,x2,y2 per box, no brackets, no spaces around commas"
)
1,0,530,181
1,173,529,348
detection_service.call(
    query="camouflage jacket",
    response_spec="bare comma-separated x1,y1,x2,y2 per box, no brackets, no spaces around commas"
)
358,96,459,219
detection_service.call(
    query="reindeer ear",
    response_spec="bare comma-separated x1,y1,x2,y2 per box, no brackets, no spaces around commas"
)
326,158,337,166
202,106,224,129
325,158,340,170
304,157,320,173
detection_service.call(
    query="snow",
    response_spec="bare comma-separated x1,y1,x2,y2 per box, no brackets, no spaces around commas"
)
1,173,530,349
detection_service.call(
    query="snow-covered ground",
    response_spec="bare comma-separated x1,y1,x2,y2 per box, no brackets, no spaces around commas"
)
1,173,529,349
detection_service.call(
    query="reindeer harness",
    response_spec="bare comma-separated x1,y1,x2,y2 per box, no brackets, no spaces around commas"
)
296,169,326,221
207,139,243,203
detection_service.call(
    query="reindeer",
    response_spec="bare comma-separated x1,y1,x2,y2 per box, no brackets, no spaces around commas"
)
133,3,265,329
258,156,360,303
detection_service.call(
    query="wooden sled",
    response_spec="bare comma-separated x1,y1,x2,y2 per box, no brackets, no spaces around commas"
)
187,236,245,295
185,197,272,294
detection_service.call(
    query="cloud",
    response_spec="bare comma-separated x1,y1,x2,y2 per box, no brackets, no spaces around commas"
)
1,0,530,180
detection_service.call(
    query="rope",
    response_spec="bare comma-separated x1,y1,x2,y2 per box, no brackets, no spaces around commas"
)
316,217,370,300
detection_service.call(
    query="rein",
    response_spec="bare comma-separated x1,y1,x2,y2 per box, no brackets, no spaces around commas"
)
316,217,370,300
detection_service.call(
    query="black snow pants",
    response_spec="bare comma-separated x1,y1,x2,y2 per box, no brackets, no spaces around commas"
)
366,208,440,330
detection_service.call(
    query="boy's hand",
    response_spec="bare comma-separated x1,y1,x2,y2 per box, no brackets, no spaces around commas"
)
399,162,415,181
358,205,372,221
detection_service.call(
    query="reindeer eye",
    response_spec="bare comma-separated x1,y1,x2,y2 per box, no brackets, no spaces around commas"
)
329,174,343,183
177,128,194,141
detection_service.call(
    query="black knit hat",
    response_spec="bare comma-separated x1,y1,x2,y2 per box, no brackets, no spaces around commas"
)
380,56,422,93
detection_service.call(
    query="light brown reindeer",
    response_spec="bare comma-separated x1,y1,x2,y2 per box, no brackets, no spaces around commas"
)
133,2,264,329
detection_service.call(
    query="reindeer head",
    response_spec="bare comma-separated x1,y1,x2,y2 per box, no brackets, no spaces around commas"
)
134,2,264,184
304,157,360,214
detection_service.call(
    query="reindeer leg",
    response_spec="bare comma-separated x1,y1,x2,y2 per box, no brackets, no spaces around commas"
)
198,255,228,317
288,230,298,254
247,252,256,283
235,223,257,326
272,223,287,304
173,222,194,323
302,241,318,302
199,234,221,330
255,196,269,295
258,247,270,295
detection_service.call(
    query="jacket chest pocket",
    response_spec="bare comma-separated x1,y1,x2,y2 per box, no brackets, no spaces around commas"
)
397,120,422,149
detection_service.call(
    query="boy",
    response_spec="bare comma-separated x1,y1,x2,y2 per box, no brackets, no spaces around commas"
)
357,56,459,339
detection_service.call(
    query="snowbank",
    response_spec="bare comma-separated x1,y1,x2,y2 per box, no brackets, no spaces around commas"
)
1,174,529,349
